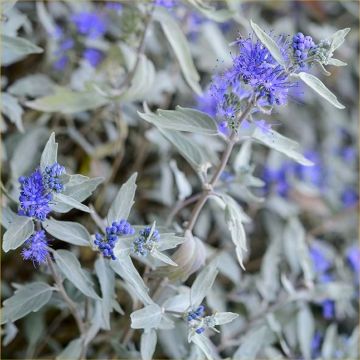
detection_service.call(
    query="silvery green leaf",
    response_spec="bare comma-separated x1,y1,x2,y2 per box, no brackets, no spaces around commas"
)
113,237,133,258
216,251,241,284
151,248,178,267
222,194,247,270
53,193,92,213
154,8,201,95
8,74,55,98
158,128,210,173
213,312,238,326
234,325,275,359
298,72,345,109
1,282,53,324
190,262,218,308
1,207,16,230
110,256,153,305
63,176,103,202
25,86,109,113
297,303,314,360
233,139,252,172
2,322,18,346
347,326,359,359
130,304,163,329
328,28,351,52
170,160,192,201
36,2,57,36
95,257,115,330
1,93,23,132
162,291,191,313
283,217,314,284
327,58,347,66
157,233,185,251
2,215,34,252
191,334,219,360
107,173,137,225
2,0,18,14
185,0,233,22
2,34,43,66
140,329,157,360
250,20,286,68
54,250,100,300
43,218,90,246
321,324,337,359
310,282,353,301
251,126,314,166
40,132,57,171
138,106,218,135
57,338,82,360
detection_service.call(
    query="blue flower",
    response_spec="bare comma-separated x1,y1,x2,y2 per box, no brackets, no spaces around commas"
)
346,246,360,274
95,220,135,260
262,164,291,198
132,226,160,257
322,299,335,319
18,170,52,221
53,55,69,71
341,188,358,208
22,230,49,265
310,245,331,274
71,12,107,39
292,32,315,68
105,2,123,11
311,331,323,358
231,36,294,106
43,163,66,193
154,0,177,8
83,48,104,67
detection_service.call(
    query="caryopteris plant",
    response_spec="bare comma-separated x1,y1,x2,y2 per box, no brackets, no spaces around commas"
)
1,1,358,359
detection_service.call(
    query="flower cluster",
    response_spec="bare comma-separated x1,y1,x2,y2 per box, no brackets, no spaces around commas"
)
291,32,315,67
310,245,335,319
18,163,66,221
18,170,53,221
187,305,206,334
95,220,135,260
43,163,66,193
132,226,160,257
154,0,177,8
71,12,107,39
21,230,49,265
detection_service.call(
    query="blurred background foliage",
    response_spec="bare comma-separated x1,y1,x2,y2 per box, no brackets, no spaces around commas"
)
1,0,359,359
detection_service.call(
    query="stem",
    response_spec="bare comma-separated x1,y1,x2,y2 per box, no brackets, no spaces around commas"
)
186,99,256,232
46,255,86,335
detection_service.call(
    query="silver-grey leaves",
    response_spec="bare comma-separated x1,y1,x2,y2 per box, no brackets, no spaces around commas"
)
107,172,137,225
298,72,345,109
40,132,57,171
54,250,100,300
297,303,315,360
1,282,53,324
250,20,286,68
131,304,163,329
2,215,34,253
53,193,92,214
43,218,91,246
138,106,218,135
140,329,157,360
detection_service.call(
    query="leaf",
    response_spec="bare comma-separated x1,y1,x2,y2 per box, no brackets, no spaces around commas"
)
157,233,185,251
154,8,202,95
57,338,83,360
1,34,43,66
327,58,347,67
1,207,17,230
297,303,314,360
110,256,153,305
169,160,192,201
2,215,34,253
8,74,55,98
190,262,218,308
95,257,115,330
329,28,351,52
140,329,157,360
130,304,163,329
234,325,275,359
138,106,218,135
107,173,137,225
213,312,239,326
54,250,100,300
321,324,337,359
2,322,18,346
1,282,53,324
36,2,57,36
250,20,285,68
185,0,233,22
40,132,57,171
222,194,248,270
25,86,109,114
158,128,210,173
43,218,91,246
1,93,23,132
151,249,178,267
191,334,219,360
298,72,345,109
53,193,92,213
